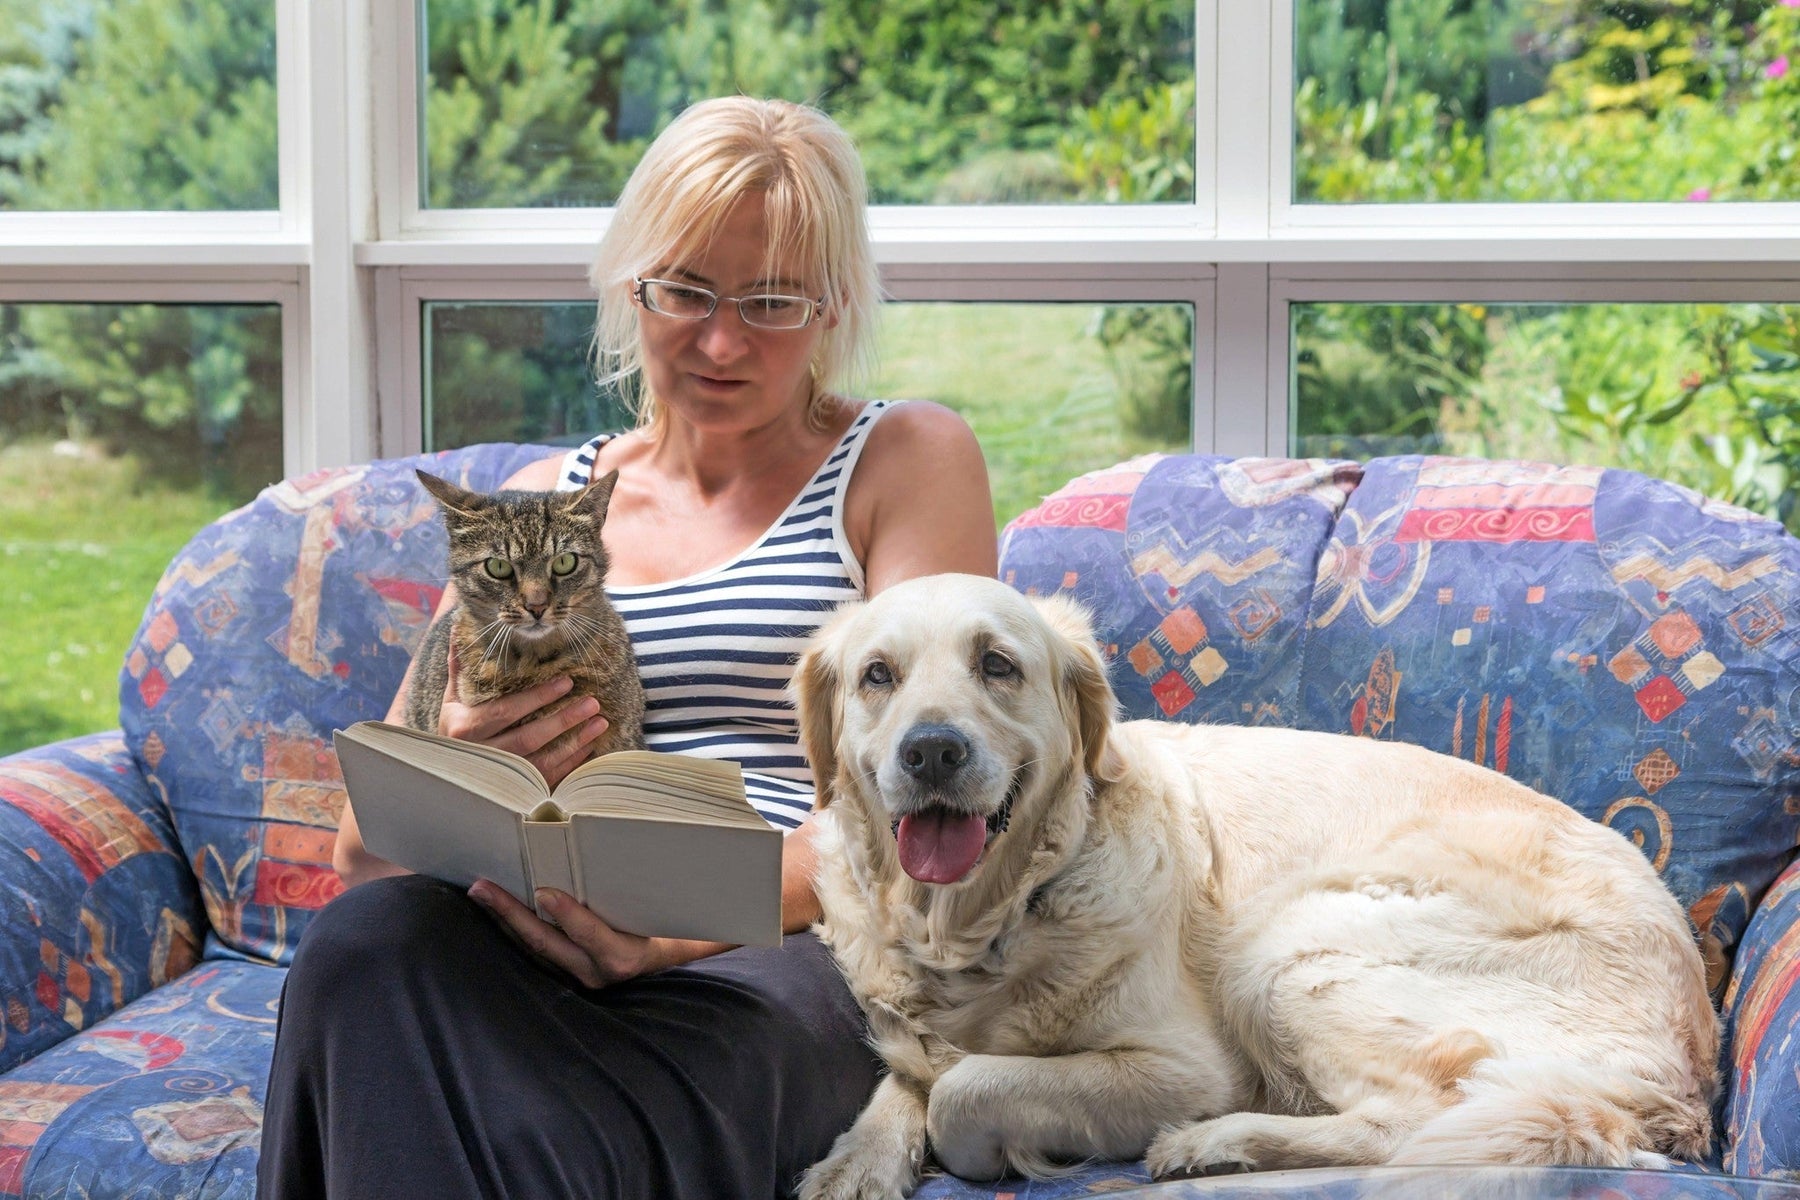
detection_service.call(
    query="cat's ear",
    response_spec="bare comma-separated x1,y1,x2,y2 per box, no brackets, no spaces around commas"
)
415,470,485,517
569,468,619,526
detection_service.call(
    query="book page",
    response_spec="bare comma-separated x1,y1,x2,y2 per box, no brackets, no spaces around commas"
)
338,721,548,810
334,727,534,901
555,752,764,829
567,815,782,947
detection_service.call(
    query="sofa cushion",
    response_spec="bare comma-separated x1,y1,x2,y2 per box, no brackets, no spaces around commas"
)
118,444,560,964
1724,859,1800,1179
0,958,281,1198
0,733,204,1075
1294,456,1800,998
999,454,1359,725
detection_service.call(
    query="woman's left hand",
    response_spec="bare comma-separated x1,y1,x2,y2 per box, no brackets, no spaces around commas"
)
469,879,665,988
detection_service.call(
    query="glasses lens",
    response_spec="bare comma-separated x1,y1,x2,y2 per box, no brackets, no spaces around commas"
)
739,295,814,330
644,281,714,319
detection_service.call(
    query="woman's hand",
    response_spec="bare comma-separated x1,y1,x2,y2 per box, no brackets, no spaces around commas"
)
468,880,718,988
437,644,610,791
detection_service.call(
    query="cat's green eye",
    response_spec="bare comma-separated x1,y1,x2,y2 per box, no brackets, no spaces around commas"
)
484,557,514,579
550,552,578,577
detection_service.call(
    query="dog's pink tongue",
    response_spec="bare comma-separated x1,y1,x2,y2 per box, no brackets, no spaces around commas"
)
896,810,987,884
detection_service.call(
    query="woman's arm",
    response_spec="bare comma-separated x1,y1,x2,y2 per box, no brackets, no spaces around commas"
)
846,400,1001,594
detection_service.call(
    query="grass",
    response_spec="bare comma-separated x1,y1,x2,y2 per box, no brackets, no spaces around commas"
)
867,303,1189,528
0,441,240,756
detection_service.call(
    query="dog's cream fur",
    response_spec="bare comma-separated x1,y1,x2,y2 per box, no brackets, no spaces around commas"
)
794,574,1718,1200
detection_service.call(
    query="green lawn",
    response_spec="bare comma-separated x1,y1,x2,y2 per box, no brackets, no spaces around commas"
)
0,441,240,756
868,303,1189,529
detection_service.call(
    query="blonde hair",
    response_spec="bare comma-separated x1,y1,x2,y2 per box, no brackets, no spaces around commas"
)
590,97,882,432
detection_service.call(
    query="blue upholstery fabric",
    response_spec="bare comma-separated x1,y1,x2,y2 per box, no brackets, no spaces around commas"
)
0,959,280,1197
0,733,203,1078
1723,858,1800,1180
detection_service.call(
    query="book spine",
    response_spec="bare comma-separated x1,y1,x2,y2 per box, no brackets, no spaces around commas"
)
521,820,578,921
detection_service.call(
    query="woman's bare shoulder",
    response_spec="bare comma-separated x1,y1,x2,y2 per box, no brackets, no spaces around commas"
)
500,454,569,491
861,400,984,477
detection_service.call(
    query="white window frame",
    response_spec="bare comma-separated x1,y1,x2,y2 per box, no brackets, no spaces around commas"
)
0,0,1795,486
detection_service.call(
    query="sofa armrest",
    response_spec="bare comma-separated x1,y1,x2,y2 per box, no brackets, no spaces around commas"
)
0,732,206,1073
1723,856,1800,1178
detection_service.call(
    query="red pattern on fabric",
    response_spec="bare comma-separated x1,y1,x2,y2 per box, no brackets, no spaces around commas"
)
251,858,343,909
1150,671,1195,716
1635,676,1688,722
1006,493,1130,532
1396,506,1595,544
0,1144,28,1196
87,1031,186,1070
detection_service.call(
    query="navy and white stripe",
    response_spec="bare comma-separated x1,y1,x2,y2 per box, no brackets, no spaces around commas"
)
556,401,890,830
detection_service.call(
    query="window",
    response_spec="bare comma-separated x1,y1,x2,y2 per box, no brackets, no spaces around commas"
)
1293,0,1800,204
0,0,278,212
418,0,1198,208
0,301,283,754
3,0,1793,754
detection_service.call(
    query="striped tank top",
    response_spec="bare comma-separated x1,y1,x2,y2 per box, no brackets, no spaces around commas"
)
555,401,891,831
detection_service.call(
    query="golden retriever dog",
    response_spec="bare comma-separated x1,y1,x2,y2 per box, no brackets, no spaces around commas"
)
793,573,1718,1200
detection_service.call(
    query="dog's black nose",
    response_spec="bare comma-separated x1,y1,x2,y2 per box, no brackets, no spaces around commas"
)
899,724,970,787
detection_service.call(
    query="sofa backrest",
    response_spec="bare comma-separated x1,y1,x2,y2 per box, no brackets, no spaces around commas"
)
118,443,560,964
1000,453,1800,999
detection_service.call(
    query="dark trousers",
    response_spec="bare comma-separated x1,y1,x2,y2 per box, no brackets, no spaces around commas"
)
258,874,883,1199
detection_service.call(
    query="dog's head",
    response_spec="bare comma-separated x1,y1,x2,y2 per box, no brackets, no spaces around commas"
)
795,573,1121,888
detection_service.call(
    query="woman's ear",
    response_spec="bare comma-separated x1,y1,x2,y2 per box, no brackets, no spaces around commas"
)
1033,594,1125,786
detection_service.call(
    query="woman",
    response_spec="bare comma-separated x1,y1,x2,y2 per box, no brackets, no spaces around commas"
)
259,97,997,1197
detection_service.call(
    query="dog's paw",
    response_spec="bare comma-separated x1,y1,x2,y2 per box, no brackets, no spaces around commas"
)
798,1135,922,1200
1145,1117,1262,1179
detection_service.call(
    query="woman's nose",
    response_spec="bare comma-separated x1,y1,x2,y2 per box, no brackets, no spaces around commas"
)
694,305,751,360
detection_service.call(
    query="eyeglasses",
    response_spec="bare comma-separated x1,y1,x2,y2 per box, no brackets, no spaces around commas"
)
633,277,826,331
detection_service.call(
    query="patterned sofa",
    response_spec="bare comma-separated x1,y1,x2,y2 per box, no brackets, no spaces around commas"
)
0,443,1796,1198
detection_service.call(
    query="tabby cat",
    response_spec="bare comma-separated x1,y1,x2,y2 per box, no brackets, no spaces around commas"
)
403,469,646,761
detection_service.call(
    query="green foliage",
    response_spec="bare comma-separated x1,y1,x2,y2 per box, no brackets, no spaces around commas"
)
425,302,631,447
1059,80,1196,203
1293,303,1492,457
818,0,1194,202
0,0,275,211
1681,305,1800,528
1091,304,1194,444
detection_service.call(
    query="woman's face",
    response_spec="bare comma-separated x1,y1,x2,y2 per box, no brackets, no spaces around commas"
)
636,194,830,436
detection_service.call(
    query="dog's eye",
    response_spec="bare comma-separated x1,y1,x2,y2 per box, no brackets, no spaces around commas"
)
981,651,1017,679
862,661,893,687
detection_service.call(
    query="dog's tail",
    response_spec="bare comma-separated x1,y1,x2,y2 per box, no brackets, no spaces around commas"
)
1389,1056,1711,1169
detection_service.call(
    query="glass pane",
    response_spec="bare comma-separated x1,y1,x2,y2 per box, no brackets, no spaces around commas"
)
0,0,278,211
425,302,631,450
1291,301,1800,533
0,303,284,754
419,1,1196,208
422,300,1194,529
1294,0,1800,203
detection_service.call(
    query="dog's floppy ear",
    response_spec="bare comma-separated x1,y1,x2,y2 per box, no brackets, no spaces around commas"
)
1032,594,1126,785
793,600,864,808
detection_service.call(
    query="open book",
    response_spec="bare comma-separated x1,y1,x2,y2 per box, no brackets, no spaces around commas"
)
333,721,783,947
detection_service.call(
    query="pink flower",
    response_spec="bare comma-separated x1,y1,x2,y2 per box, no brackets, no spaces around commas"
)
1688,186,1712,201
1784,1,1800,9
1770,55,1791,80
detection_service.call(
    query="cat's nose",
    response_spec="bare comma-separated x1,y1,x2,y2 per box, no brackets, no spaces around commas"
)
523,600,549,620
